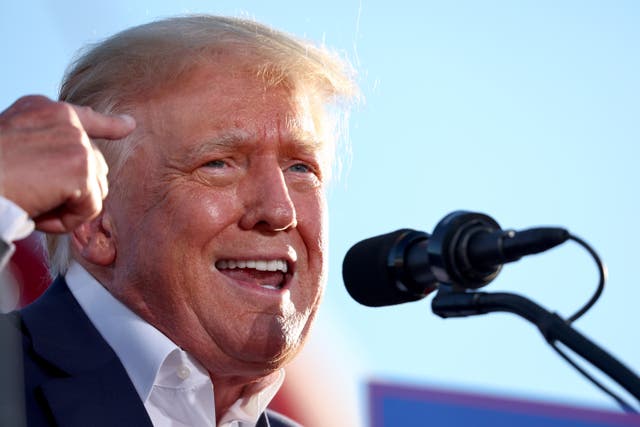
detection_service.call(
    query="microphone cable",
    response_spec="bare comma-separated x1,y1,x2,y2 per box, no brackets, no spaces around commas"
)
565,233,607,324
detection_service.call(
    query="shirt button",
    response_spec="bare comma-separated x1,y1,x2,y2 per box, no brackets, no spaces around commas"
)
176,365,191,380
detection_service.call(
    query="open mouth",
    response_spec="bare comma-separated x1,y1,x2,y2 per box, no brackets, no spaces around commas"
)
215,259,290,290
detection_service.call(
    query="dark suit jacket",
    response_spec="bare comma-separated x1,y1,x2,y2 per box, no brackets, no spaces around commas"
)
2,277,300,427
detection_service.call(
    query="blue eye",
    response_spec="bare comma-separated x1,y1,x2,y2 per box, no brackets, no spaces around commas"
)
204,160,226,168
288,163,311,173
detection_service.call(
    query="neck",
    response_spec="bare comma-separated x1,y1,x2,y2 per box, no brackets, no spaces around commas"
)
210,370,282,423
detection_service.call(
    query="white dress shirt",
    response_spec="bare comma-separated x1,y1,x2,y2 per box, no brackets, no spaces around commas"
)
0,197,35,310
66,262,284,427
0,196,35,259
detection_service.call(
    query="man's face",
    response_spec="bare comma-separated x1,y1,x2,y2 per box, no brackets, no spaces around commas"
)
105,61,329,377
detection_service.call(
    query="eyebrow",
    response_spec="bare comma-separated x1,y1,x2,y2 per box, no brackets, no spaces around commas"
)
184,128,326,164
283,128,326,155
182,129,252,164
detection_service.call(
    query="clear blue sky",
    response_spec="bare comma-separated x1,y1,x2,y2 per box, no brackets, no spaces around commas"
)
2,0,639,417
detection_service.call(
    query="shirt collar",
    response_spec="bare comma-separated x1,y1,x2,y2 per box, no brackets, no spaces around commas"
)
65,261,177,402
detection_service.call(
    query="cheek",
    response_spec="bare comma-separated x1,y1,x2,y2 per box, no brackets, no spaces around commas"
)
108,187,236,279
292,190,328,311
199,193,236,225
315,194,330,259
155,186,240,237
295,190,328,256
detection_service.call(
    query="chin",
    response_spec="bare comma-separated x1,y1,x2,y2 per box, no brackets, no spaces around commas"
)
235,318,307,368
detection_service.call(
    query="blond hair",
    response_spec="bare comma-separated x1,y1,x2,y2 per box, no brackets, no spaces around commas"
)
46,14,359,277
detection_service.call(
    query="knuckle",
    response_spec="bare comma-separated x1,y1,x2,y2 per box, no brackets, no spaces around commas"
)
1,95,56,125
14,95,52,109
52,102,79,123
95,150,109,173
0,98,97,137
58,125,89,149
66,141,93,174
22,100,75,125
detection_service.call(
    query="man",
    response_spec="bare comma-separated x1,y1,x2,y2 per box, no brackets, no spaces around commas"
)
0,15,357,426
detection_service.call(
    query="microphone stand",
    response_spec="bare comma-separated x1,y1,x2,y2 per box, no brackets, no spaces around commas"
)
431,286,640,405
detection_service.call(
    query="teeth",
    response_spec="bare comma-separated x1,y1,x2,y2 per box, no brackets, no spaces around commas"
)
216,259,288,273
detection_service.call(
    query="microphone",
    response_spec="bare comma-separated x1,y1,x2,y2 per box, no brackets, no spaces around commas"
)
342,211,569,307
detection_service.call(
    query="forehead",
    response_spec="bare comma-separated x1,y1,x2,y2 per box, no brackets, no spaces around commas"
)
134,58,331,153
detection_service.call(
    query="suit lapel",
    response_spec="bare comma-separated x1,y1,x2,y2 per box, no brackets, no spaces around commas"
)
20,277,153,427
40,358,152,427
257,412,271,427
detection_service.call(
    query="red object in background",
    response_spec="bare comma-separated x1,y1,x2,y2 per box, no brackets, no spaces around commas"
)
9,233,50,307
269,379,304,425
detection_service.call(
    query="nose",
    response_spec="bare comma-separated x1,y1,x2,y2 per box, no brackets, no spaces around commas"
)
239,160,297,232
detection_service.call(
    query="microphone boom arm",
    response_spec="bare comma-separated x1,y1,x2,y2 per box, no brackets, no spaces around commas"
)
432,286,640,406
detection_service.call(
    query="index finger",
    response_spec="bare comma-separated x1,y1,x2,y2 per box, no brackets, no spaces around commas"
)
72,105,136,140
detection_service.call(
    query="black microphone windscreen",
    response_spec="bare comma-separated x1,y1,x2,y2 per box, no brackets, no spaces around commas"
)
342,229,427,307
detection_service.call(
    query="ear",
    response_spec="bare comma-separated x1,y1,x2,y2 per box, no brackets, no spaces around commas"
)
71,212,116,266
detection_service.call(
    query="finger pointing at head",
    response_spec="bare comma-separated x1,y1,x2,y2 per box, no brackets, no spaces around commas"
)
72,105,136,140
